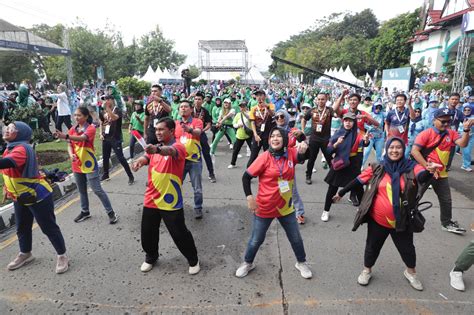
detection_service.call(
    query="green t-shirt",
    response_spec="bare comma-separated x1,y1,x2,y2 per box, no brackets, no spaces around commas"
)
203,101,215,115
171,102,181,120
130,112,145,133
218,108,235,126
211,106,221,124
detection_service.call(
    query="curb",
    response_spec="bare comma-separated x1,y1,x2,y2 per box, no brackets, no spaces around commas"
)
0,144,142,234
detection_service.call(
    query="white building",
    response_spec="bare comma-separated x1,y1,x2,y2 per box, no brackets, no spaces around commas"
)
409,0,474,73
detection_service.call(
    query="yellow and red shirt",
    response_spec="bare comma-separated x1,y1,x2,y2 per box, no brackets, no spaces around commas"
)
174,118,203,162
249,103,275,133
68,124,98,174
1,146,52,205
341,108,371,132
358,164,425,229
414,128,460,178
246,147,298,218
144,142,186,210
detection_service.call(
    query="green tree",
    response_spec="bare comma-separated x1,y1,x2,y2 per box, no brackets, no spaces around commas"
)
137,26,186,74
117,77,151,99
369,9,420,70
0,53,36,82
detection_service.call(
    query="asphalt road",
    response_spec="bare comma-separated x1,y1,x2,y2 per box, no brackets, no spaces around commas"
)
0,140,473,314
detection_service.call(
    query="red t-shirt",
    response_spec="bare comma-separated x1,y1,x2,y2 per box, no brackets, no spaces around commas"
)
144,142,186,210
174,118,203,162
414,128,460,178
246,147,298,218
358,164,425,229
1,146,52,205
68,124,98,174
341,108,371,131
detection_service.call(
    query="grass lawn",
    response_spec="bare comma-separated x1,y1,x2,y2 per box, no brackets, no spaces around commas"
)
0,130,131,205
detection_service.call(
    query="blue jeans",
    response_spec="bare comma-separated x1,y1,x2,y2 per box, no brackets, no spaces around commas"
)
74,169,113,214
363,137,384,166
14,194,66,255
462,134,474,168
183,160,203,210
293,176,304,216
244,213,306,263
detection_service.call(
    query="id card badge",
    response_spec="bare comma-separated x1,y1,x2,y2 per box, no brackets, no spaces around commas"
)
316,124,323,132
260,123,266,132
278,179,290,193
104,125,111,134
180,135,188,144
398,125,405,134
153,118,159,127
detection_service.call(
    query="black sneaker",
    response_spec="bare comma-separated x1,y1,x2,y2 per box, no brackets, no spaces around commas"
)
128,176,135,185
305,177,312,185
442,221,466,234
350,195,360,207
74,212,91,223
101,174,110,181
108,212,119,224
208,174,216,183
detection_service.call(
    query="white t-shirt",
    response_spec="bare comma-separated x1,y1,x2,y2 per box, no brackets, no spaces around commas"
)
51,92,71,116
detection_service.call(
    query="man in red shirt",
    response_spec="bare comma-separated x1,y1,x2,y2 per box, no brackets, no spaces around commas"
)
131,117,200,275
411,108,473,234
334,89,379,132
174,99,204,218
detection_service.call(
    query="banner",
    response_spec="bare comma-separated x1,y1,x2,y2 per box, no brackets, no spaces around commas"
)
381,67,413,92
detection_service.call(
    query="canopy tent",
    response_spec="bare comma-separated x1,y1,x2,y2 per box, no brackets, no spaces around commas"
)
194,71,241,82
241,66,265,85
0,19,70,56
316,65,364,87
158,67,182,85
140,65,160,83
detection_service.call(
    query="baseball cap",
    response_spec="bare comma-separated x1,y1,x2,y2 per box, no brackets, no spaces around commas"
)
433,108,453,119
342,112,356,120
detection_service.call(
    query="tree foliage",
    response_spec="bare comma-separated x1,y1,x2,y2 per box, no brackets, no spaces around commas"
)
116,77,151,99
270,8,420,79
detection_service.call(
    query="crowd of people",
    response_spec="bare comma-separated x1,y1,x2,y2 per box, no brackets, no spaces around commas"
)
1,78,473,293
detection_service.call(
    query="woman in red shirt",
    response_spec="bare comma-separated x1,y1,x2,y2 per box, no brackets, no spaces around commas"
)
1,121,68,273
54,107,118,224
333,137,437,290
237,127,312,279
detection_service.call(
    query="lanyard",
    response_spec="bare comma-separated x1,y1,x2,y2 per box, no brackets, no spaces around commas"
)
193,107,203,119
272,155,285,178
394,108,406,123
316,106,327,122
256,106,268,120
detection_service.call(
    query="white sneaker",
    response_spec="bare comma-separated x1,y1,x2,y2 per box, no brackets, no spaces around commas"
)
357,269,372,286
312,168,317,173
189,261,200,275
450,269,465,291
237,154,242,158
461,166,473,172
404,269,423,291
246,152,251,157
227,164,236,169
229,144,233,150
140,262,154,272
321,211,329,222
295,262,312,279
236,262,255,278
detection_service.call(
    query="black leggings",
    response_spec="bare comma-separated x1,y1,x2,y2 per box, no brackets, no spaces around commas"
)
230,138,252,166
324,184,364,212
364,217,416,269
247,137,269,167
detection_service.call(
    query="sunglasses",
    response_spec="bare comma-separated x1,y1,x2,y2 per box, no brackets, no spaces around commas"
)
437,119,451,125
276,115,285,120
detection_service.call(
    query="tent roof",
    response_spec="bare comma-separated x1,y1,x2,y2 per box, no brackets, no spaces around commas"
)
198,40,248,52
0,19,70,56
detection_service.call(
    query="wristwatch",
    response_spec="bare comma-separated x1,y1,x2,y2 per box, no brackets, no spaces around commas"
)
65,134,70,140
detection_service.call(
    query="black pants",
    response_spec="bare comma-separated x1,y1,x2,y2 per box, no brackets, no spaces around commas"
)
200,132,214,176
102,139,133,178
364,217,416,269
324,184,363,212
247,137,269,167
305,140,332,178
145,127,158,145
231,137,252,166
141,207,198,266
55,115,72,132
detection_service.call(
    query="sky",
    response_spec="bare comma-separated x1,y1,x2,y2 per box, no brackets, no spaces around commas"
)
1,0,422,71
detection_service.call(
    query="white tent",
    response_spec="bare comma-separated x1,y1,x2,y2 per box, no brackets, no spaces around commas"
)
242,67,265,85
140,65,159,83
